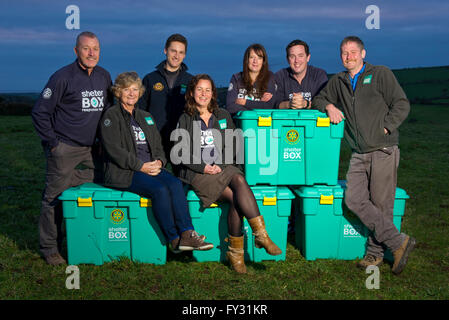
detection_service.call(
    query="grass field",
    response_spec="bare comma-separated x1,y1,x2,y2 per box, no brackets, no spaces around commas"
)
0,103,448,301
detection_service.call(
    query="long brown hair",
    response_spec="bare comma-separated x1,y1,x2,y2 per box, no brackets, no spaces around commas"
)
242,43,270,97
184,74,219,116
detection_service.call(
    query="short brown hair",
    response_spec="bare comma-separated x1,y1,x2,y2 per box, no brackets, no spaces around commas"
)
340,36,365,51
76,31,98,47
111,71,145,99
185,74,218,116
286,39,310,57
165,33,188,53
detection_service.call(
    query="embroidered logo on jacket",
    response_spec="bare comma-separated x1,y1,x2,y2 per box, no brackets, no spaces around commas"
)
145,117,154,125
42,88,52,99
218,119,227,129
363,75,372,84
153,82,164,91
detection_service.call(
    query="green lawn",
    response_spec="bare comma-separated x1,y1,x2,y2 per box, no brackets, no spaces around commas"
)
0,104,448,300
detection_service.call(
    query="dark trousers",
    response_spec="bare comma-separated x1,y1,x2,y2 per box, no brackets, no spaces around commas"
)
345,145,405,256
39,142,94,257
127,170,194,242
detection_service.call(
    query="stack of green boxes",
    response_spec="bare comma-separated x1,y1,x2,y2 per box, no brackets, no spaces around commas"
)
234,109,409,262
187,185,294,263
232,109,344,263
59,108,409,266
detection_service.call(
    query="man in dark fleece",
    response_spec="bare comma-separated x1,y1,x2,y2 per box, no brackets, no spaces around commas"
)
138,34,193,161
313,36,415,275
275,39,328,109
32,31,112,265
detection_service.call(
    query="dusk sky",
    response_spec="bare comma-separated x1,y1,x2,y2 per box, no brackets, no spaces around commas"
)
1,0,448,92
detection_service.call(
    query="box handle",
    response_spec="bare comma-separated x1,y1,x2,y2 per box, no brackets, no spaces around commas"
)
209,203,218,208
77,197,92,207
320,195,334,205
316,117,330,127
258,116,272,127
263,196,277,206
140,198,153,207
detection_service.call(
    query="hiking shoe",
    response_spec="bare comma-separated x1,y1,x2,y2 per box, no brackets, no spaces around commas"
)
44,252,67,266
356,254,383,269
392,235,416,275
178,230,213,251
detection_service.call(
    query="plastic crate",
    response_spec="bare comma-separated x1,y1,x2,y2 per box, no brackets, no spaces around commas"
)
187,186,294,263
60,183,166,265
292,181,409,261
234,109,344,186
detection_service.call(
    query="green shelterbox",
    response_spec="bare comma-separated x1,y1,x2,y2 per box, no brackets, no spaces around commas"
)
292,181,409,261
234,109,344,186
187,186,294,263
60,183,166,265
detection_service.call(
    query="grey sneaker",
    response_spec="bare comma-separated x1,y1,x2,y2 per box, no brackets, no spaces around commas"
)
45,253,67,266
179,230,213,251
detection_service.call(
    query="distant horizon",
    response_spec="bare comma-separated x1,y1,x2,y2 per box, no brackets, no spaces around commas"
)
1,64,448,94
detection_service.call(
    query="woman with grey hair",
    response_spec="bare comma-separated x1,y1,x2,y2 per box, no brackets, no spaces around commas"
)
100,71,213,253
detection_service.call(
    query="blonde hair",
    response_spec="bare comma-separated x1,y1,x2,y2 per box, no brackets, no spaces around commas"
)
111,71,145,99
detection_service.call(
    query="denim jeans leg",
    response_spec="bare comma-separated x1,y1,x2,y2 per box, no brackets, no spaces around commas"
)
155,170,194,233
127,171,180,242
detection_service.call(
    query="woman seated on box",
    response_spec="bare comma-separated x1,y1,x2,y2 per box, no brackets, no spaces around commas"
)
225,43,277,116
174,74,281,274
100,71,213,253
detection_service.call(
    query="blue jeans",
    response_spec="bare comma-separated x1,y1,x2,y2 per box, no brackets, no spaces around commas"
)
127,170,194,242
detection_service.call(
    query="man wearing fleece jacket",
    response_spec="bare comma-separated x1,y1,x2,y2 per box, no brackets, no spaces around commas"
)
32,31,112,265
312,36,415,275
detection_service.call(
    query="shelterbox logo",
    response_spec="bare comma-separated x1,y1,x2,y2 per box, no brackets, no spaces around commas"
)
111,209,125,224
343,224,361,237
109,209,128,242
81,90,105,112
286,129,299,144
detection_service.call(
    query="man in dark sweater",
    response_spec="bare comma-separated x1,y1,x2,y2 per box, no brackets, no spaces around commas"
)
275,39,328,109
313,36,415,275
138,34,193,160
32,31,112,265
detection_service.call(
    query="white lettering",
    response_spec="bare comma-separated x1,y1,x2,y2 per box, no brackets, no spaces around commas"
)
365,5,380,30
65,5,80,30
65,265,80,289
365,265,380,289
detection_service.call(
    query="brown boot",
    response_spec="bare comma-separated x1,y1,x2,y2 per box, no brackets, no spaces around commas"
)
392,235,416,275
356,254,383,269
226,235,247,274
248,216,282,256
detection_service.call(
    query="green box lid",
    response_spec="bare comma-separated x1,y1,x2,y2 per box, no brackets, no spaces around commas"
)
187,185,294,201
59,183,141,201
234,109,326,120
292,184,345,199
